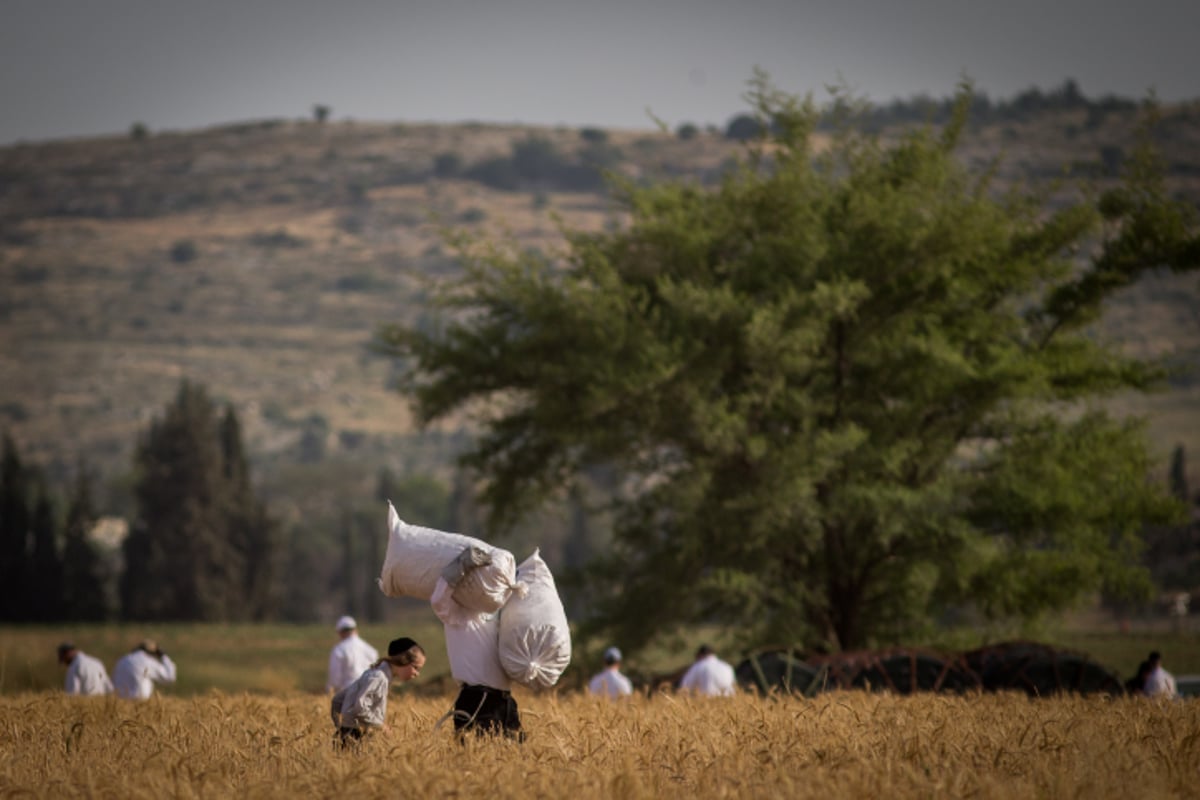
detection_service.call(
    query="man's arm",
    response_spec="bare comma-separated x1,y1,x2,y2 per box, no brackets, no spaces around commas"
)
152,654,177,685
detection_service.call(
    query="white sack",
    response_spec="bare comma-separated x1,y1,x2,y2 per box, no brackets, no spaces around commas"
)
498,549,572,690
451,546,523,615
377,502,520,613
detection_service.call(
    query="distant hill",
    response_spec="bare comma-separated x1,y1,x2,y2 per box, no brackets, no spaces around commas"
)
2,98,1198,515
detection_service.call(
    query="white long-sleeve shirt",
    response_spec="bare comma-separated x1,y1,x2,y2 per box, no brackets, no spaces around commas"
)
64,652,114,696
330,663,393,730
430,578,511,690
1145,666,1178,699
679,654,737,696
327,633,379,693
588,667,633,698
113,650,177,700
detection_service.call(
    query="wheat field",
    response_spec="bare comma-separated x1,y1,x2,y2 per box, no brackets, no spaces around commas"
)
2,689,1198,799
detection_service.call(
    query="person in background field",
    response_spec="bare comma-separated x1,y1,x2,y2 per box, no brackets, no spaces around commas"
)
112,639,177,700
327,615,379,693
1143,650,1179,699
330,637,425,749
588,646,633,699
58,642,113,696
1125,658,1152,696
678,644,736,697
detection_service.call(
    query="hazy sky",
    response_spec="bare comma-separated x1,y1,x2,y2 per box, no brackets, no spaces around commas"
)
2,0,1197,145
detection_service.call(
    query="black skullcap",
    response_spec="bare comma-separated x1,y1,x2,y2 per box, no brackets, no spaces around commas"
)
388,637,419,657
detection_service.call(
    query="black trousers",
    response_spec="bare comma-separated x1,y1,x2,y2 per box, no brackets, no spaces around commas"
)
453,684,524,742
335,726,364,750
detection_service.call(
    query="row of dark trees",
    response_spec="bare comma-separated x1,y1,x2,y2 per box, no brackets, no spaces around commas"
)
0,374,603,625
0,441,109,622
0,381,279,623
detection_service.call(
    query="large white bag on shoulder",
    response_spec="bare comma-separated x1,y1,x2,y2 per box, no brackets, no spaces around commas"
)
498,549,572,690
377,502,520,612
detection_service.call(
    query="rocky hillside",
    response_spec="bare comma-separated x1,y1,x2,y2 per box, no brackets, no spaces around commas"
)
2,102,1199,508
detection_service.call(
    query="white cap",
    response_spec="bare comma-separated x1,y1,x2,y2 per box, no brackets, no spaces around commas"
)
335,615,357,632
603,646,622,663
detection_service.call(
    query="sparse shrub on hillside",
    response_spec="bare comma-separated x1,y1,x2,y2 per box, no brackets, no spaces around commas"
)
0,402,29,422
338,212,365,235
465,155,521,190
463,135,607,192
724,113,763,140
169,239,197,264
434,152,463,178
248,229,307,248
511,135,563,182
313,104,331,124
129,122,149,141
334,271,381,292
580,141,624,170
580,127,608,144
677,122,699,140
1100,145,1125,177
13,264,49,284
345,180,371,207
459,207,487,224
297,416,328,463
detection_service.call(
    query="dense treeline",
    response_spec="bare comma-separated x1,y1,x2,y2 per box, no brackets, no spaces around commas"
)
0,439,109,622
0,379,602,624
0,382,276,623
722,79,1147,140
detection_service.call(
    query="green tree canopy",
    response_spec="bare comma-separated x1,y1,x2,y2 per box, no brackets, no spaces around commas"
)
378,77,1200,653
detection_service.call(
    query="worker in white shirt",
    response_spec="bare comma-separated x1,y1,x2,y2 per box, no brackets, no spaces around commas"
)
331,637,425,749
112,640,177,700
327,615,379,693
1144,650,1180,699
430,577,524,742
588,646,633,699
678,644,737,697
58,642,114,696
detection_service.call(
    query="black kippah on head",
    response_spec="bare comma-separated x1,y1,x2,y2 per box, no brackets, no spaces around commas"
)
388,637,418,656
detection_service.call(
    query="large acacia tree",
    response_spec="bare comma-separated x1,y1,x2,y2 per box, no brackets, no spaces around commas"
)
379,79,1199,652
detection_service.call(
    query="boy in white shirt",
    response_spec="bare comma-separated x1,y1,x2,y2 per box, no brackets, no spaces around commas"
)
327,615,379,693
112,640,176,700
589,646,633,699
58,642,114,696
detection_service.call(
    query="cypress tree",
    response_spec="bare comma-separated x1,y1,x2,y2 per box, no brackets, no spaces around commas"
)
1169,444,1189,506
123,381,244,620
60,464,109,621
28,480,63,622
0,435,32,621
220,406,279,620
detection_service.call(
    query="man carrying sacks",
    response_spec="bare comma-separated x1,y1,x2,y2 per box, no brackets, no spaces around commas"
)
378,502,572,742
